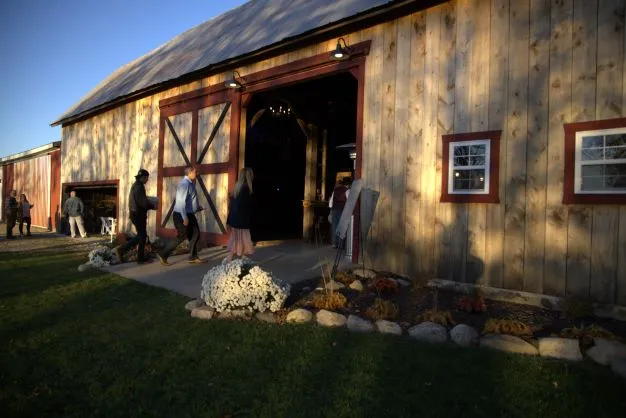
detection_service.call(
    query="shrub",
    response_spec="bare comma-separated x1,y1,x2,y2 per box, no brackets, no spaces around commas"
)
559,324,617,346
311,292,347,310
334,271,358,285
201,259,291,312
483,319,533,338
365,298,398,321
372,277,398,296
419,310,455,327
456,295,487,313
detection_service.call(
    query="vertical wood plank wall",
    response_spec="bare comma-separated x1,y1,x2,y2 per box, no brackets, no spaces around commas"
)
61,0,626,304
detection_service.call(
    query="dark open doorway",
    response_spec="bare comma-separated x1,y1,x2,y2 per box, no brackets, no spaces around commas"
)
61,182,118,235
244,72,357,242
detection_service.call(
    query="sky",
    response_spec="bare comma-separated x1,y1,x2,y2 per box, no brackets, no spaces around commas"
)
0,0,249,158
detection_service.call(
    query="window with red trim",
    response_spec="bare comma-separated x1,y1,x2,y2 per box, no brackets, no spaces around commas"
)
441,131,501,204
563,117,626,205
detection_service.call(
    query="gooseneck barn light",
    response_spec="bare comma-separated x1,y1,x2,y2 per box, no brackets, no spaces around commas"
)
329,38,351,60
224,70,244,89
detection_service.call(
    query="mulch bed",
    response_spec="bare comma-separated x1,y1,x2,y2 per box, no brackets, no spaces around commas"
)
285,270,626,342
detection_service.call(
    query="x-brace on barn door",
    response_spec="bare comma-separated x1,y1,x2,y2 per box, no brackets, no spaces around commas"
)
157,86,241,246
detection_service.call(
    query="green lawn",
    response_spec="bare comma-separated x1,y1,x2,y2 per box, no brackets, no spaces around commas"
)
1,251,625,418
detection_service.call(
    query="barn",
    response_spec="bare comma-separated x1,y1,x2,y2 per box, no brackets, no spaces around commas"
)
52,0,626,307
1,142,62,231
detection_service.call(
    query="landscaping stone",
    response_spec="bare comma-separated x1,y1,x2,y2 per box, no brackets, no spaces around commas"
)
586,339,626,366
286,308,313,323
326,280,345,290
346,315,374,332
408,322,448,344
611,358,626,379
450,324,479,347
538,338,582,361
375,320,402,335
255,311,278,324
353,268,376,279
480,334,538,356
396,279,412,287
190,306,215,320
349,280,364,291
316,310,347,327
185,299,204,312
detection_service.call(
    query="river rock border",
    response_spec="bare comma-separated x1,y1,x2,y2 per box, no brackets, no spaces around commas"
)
186,299,626,380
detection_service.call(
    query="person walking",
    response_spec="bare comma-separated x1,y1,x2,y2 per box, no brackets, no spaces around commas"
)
157,166,204,265
225,167,255,263
115,169,156,264
17,193,34,237
63,190,88,238
5,190,18,239
328,177,351,249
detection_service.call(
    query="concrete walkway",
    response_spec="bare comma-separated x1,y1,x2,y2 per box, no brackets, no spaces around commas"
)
104,241,351,299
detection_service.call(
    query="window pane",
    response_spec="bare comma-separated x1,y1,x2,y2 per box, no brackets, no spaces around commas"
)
454,156,469,167
580,163,626,191
469,145,486,156
453,169,486,191
582,135,603,148
581,148,603,161
606,134,626,147
605,163,626,176
605,146,626,160
605,175,626,190
581,165,603,176
581,176,604,191
454,145,469,157
470,156,485,166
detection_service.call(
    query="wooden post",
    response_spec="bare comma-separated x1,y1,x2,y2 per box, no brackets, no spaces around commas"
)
321,129,327,201
303,123,318,240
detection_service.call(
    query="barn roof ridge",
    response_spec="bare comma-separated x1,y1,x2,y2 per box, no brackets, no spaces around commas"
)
51,0,419,127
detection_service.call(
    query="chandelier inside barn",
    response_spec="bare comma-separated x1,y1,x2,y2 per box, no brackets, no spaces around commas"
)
267,100,293,119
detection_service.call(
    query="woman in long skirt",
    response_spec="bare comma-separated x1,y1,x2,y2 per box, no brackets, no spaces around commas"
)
225,168,255,262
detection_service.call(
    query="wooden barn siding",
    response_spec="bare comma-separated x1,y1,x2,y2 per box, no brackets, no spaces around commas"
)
361,0,626,305
61,0,626,304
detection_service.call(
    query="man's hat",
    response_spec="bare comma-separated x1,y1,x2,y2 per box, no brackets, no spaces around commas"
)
135,169,150,178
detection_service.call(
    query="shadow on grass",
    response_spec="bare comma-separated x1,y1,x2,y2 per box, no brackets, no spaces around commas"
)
1,251,625,418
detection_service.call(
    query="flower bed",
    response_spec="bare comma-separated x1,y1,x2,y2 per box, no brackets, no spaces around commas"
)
78,246,114,271
200,259,291,313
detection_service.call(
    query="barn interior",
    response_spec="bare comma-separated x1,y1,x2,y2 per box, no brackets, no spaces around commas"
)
61,184,117,235
244,72,357,242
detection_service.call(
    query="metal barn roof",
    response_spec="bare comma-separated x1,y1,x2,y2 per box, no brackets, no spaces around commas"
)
52,0,406,127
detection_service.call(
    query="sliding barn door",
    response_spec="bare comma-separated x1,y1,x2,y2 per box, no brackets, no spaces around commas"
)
157,88,240,245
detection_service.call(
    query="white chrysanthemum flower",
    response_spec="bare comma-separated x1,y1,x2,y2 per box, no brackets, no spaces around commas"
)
200,259,290,312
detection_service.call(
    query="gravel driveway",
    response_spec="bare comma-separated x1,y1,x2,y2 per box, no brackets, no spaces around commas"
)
0,222,110,254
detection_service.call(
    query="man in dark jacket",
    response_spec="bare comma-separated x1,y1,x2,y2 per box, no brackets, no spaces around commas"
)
5,190,18,239
116,169,156,264
63,190,87,238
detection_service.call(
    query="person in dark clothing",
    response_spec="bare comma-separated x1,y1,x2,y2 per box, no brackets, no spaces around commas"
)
225,167,254,263
5,190,18,239
329,177,351,248
17,193,34,237
157,166,204,265
115,169,156,264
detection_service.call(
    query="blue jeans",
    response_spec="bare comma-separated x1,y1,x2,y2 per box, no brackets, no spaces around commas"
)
331,208,342,248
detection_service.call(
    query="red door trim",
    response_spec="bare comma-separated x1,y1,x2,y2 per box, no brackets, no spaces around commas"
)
157,41,370,260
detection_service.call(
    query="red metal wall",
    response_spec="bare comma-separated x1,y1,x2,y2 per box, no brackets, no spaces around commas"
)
10,154,51,228
49,150,61,231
